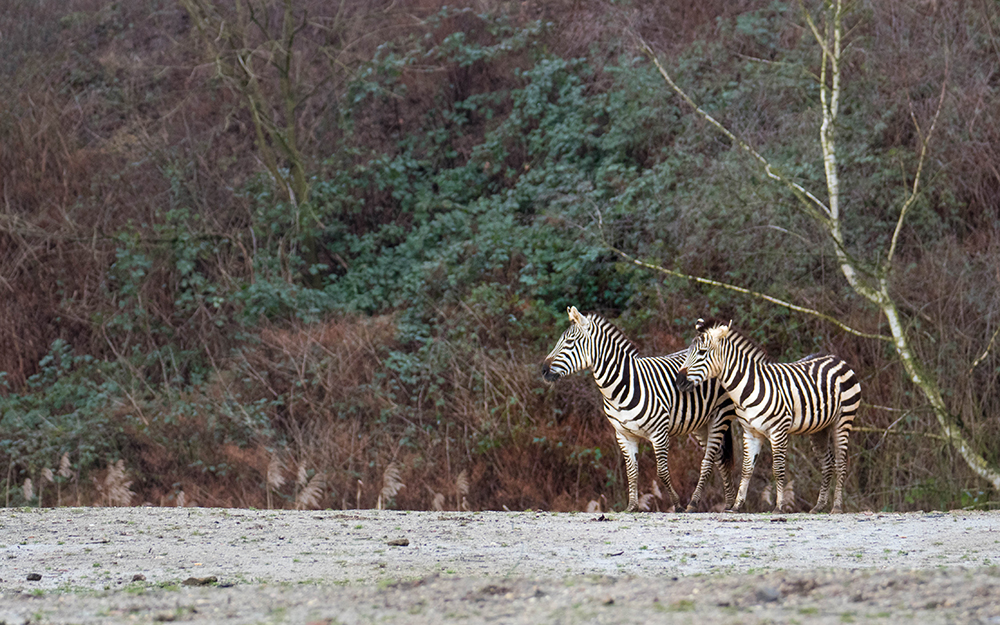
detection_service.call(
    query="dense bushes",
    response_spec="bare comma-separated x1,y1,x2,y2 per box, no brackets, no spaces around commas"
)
1,0,998,511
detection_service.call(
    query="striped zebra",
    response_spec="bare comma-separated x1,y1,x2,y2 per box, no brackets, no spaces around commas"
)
541,306,738,512
678,319,862,513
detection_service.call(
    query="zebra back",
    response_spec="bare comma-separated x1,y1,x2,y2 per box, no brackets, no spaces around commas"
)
684,321,861,433
542,307,743,511
682,319,862,513
543,310,732,435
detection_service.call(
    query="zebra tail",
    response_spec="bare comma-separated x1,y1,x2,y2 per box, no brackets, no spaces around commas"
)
720,423,736,481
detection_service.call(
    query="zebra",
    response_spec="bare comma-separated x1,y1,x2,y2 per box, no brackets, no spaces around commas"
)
541,306,739,512
678,319,862,513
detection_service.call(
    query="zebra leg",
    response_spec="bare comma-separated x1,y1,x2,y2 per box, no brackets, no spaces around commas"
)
651,433,682,512
685,427,715,512
831,420,852,513
769,429,792,513
717,422,738,510
615,430,641,512
733,429,765,512
809,428,835,513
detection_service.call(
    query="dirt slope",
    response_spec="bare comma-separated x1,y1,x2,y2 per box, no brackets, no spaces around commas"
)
1,508,999,623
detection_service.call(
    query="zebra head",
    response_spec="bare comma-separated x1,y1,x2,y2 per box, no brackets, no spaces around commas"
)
678,319,731,386
541,306,595,382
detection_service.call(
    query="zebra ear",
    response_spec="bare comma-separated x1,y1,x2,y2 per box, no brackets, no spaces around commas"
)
568,306,585,327
694,318,707,333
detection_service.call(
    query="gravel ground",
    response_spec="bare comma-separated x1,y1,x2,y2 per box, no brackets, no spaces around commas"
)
1,507,999,623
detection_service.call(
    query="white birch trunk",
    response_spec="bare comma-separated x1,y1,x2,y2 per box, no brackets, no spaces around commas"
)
817,0,1000,491
636,0,1000,492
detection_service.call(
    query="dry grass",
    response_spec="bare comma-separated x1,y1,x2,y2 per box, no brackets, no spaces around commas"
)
0,0,997,512
377,462,406,510
296,470,326,510
91,459,135,507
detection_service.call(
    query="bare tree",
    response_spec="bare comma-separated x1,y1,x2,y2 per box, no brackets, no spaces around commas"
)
178,0,371,285
625,0,1000,491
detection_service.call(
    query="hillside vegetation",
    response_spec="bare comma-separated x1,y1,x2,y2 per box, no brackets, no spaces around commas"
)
1,0,998,512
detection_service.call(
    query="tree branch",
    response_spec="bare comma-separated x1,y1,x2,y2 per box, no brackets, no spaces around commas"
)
968,324,1000,376
634,33,879,284
635,35,833,224
852,426,947,442
885,67,949,269
596,213,890,342
632,6,1000,492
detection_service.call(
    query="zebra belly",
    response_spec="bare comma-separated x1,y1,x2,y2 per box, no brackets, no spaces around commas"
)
738,403,837,436
785,386,841,434
605,407,708,440
605,411,657,440
736,406,780,437
787,413,837,434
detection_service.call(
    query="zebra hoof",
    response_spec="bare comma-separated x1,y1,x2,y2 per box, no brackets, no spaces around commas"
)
684,504,697,513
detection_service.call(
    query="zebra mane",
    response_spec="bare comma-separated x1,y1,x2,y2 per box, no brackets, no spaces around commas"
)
587,314,639,356
726,327,772,363
700,319,772,363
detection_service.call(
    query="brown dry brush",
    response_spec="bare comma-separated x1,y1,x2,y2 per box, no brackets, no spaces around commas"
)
0,3,187,382
210,307,726,512
0,0,998,510
226,313,611,511
0,0,736,509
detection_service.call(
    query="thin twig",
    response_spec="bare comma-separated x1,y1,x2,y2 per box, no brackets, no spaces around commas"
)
866,412,910,452
968,324,1000,376
886,62,949,269
596,212,890,342
862,403,912,413
852,426,946,442
633,32,877,282
633,34,833,226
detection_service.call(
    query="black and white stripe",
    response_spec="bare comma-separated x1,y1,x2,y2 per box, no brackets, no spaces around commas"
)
679,320,862,513
542,306,738,512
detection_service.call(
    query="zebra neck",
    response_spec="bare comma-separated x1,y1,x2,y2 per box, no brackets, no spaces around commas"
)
719,345,761,409
591,343,638,402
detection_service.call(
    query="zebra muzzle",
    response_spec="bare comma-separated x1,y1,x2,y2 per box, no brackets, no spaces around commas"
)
541,360,560,382
676,367,694,391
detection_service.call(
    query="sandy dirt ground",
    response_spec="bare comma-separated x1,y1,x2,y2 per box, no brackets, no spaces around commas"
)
1,507,999,623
